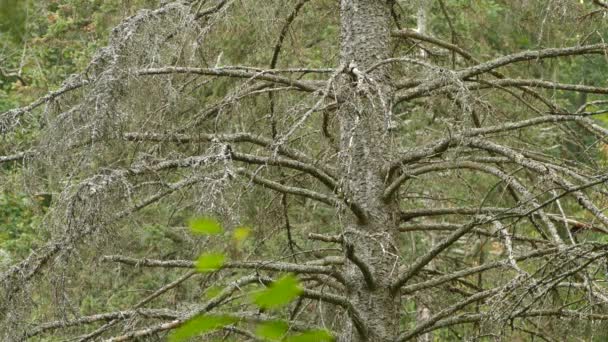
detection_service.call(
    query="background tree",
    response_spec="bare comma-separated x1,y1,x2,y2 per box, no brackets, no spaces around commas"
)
2,0,608,341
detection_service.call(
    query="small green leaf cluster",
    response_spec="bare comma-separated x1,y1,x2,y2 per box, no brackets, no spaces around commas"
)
168,217,334,342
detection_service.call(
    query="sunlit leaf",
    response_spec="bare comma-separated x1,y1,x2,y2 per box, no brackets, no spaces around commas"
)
255,320,289,341
286,329,334,342
195,253,225,273
189,217,223,235
596,114,608,127
233,226,251,243
169,314,237,342
253,274,302,309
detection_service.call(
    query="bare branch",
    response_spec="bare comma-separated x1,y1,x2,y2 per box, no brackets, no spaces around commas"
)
399,223,548,244
344,243,376,290
391,220,481,293
392,29,474,65
269,0,311,69
0,77,86,132
398,43,608,101
396,287,502,342
308,233,343,243
394,160,564,244
124,131,333,175
101,255,344,281
467,138,608,233
399,206,510,222
26,309,179,339
0,151,30,164
399,247,561,296
102,275,266,341
76,270,198,342
592,0,608,9
136,67,322,93
422,309,608,338
235,168,339,207
230,150,337,190
300,288,369,340
468,78,608,95
388,137,451,174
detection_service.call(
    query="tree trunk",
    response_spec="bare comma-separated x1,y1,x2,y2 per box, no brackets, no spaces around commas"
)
338,1,400,341
416,0,430,59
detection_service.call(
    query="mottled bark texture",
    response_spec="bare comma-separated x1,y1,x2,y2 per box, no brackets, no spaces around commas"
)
338,1,400,340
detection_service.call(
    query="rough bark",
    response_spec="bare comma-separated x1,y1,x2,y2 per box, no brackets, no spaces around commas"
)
338,1,400,340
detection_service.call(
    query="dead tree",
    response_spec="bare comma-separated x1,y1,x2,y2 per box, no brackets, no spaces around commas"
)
2,0,608,340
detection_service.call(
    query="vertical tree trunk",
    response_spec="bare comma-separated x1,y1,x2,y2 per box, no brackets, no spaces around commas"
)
416,0,430,59
338,1,400,341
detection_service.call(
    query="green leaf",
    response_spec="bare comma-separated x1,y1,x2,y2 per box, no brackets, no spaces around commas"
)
169,314,237,342
253,274,303,309
286,329,334,342
233,226,251,243
203,285,224,299
189,217,223,235
195,253,226,273
255,320,289,341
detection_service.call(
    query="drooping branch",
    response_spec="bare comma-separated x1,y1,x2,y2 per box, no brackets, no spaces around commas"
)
229,149,367,221
0,77,87,132
467,138,608,232
1,173,214,291
344,243,376,290
300,288,369,340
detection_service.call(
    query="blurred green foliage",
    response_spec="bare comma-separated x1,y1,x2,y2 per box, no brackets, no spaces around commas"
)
0,191,43,260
